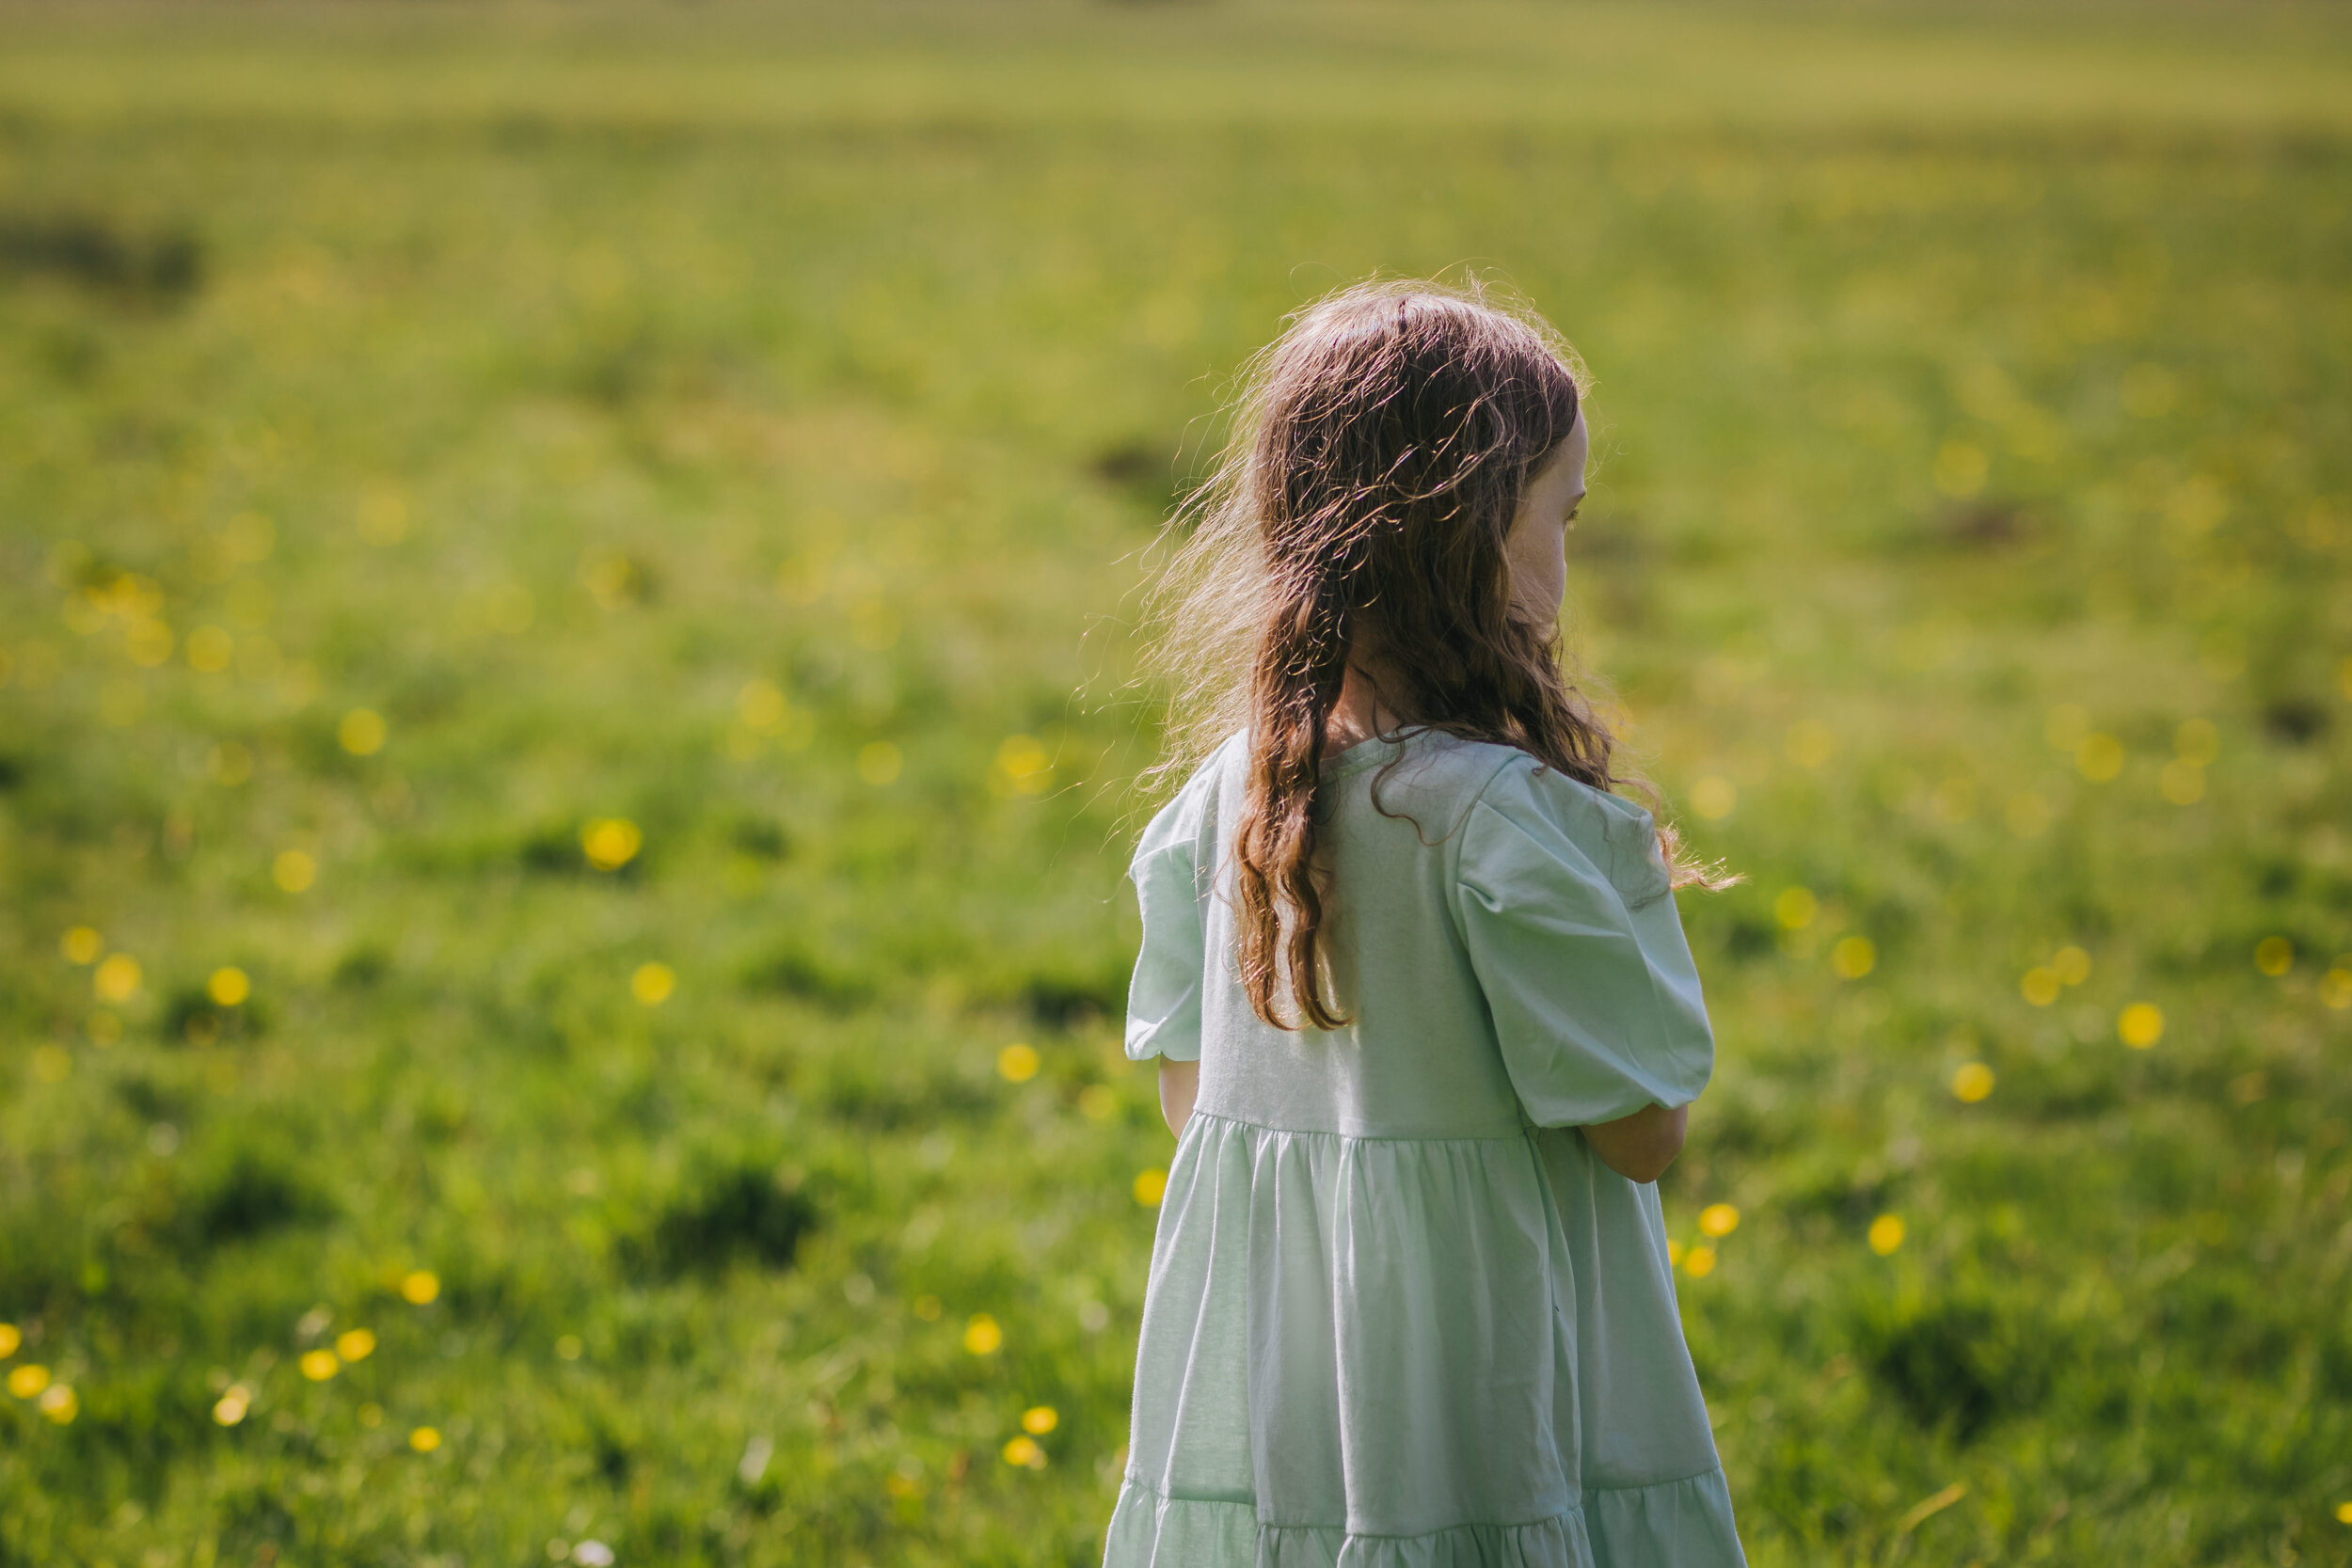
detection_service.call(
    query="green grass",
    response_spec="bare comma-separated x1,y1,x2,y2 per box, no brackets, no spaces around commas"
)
1,3,2349,1563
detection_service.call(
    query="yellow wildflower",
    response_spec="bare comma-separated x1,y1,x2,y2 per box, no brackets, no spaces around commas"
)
94,953,142,1003
580,819,642,871
993,736,1053,796
2320,968,2352,1010
2158,759,2204,804
187,625,233,673
631,962,675,1006
738,680,788,731
339,708,388,756
273,849,317,893
1831,936,1876,979
2074,734,2124,782
1689,777,1736,820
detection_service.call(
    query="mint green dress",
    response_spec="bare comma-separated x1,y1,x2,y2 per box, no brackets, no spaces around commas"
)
1104,729,1745,1568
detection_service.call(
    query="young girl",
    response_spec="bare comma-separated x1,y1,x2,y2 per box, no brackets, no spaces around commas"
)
1105,280,1744,1568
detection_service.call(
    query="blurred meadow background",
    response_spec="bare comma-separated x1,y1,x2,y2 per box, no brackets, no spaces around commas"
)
3,1,2351,1563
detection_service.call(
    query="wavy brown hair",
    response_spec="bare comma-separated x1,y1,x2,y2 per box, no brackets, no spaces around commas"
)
1143,277,1722,1031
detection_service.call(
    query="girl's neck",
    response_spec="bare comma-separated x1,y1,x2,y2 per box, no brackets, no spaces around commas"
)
1325,660,1405,757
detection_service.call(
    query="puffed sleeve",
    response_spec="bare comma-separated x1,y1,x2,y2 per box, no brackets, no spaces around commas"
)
1454,760,1714,1127
1123,789,1210,1063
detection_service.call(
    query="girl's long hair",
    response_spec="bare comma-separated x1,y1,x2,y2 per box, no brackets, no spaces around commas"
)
1143,277,1724,1032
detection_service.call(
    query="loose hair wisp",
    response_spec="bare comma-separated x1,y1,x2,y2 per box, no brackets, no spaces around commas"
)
1145,278,1720,1032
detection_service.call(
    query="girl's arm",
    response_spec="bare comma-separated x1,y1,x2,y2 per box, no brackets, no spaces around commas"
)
1159,1057,1200,1137
1582,1101,1687,1184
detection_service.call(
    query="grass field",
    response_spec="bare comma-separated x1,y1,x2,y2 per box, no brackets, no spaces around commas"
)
2,3,2350,1563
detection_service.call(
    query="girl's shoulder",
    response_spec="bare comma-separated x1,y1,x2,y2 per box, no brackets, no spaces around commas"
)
1451,742,1673,908
1136,731,1667,903
1329,729,1526,835
1336,727,1638,825
1131,733,1245,868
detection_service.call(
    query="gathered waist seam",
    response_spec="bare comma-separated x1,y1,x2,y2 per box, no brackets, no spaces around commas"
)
1586,1464,1731,1496
1183,1106,1536,1145
1119,1469,1585,1535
